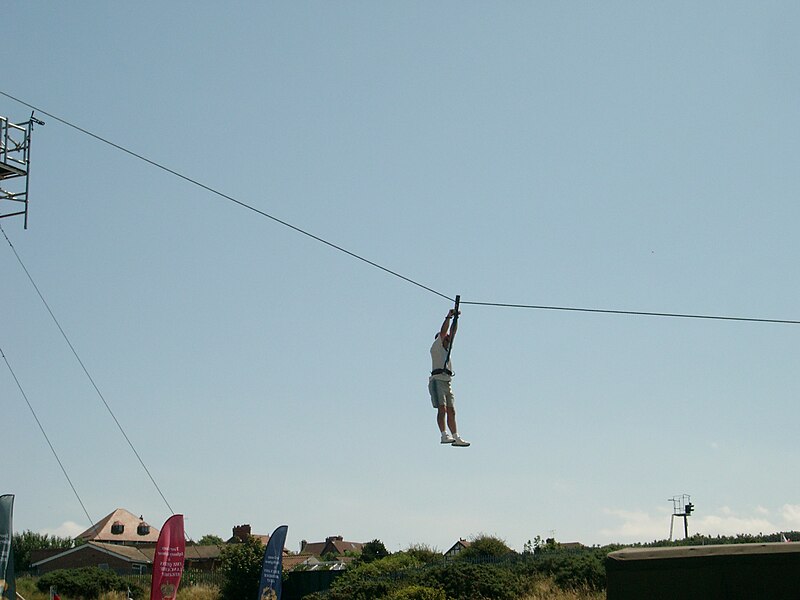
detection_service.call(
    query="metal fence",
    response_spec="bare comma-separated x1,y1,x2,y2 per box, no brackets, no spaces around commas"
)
287,548,598,598
120,569,225,590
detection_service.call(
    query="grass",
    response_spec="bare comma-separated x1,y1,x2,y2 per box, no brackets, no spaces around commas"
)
521,578,604,600
14,577,222,600
17,577,603,600
98,586,220,599
15,576,49,600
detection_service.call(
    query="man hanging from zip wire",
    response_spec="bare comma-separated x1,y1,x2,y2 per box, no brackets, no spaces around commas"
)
429,306,470,447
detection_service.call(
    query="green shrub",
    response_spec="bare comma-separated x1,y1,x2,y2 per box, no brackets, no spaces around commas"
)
36,567,144,599
403,545,444,565
303,552,423,600
219,535,264,600
333,552,421,588
457,535,514,561
417,562,525,600
524,550,606,591
318,578,392,600
386,584,445,600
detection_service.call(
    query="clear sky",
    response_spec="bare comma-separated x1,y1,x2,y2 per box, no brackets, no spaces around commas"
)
3,1,800,553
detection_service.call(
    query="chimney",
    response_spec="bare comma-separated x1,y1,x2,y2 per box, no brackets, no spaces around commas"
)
232,524,252,542
300,540,307,553
326,535,343,543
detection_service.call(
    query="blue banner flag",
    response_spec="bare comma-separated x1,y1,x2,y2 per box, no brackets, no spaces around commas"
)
0,495,15,600
256,525,288,600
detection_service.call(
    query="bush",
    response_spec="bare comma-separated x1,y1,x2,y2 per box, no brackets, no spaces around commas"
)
333,552,421,588
321,552,421,599
315,578,392,600
417,562,526,600
403,545,444,565
219,536,264,600
457,535,514,561
523,549,606,591
386,584,446,600
36,567,144,599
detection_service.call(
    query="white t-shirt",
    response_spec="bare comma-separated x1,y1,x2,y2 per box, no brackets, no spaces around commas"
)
429,334,453,382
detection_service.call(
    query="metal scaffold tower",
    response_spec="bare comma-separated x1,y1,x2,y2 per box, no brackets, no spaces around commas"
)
669,494,695,540
0,112,44,229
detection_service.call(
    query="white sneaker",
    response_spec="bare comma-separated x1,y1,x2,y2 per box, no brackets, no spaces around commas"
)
441,432,454,444
452,435,470,447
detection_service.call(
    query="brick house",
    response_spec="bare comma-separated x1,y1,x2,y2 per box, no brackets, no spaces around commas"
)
300,535,363,558
76,508,160,545
30,542,223,575
31,541,152,575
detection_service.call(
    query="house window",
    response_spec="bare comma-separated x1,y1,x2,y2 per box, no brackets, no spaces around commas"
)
111,521,124,535
132,563,146,574
137,523,150,536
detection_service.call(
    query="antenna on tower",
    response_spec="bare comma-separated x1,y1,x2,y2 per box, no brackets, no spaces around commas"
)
669,494,695,540
0,111,44,229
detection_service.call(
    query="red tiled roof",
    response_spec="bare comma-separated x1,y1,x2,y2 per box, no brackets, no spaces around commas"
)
301,536,363,557
76,508,160,544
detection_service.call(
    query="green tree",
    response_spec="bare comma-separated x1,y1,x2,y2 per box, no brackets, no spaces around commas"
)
457,534,514,560
418,562,525,600
404,544,442,565
327,552,422,599
13,530,74,572
527,546,608,590
359,539,390,563
219,534,264,600
197,534,224,546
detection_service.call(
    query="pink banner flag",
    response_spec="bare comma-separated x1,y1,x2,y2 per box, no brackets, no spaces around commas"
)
150,515,185,600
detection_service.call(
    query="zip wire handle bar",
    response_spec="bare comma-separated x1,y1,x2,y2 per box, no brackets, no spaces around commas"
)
442,295,460,371
460,300,800,325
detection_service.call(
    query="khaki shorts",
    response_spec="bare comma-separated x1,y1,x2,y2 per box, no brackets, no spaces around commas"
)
429,378,455,408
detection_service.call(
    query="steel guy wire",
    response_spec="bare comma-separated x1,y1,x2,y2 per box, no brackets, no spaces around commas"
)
0,222,176,515
0,344,95,526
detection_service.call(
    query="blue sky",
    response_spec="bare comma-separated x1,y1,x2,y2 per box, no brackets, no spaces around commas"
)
3,1,800,552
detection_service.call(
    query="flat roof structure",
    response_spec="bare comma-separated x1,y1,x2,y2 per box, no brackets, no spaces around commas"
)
606,543,800,600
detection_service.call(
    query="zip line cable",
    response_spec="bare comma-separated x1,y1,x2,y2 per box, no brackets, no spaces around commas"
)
459,300,800,325
0,223,176,515
3,90,800,326
0,90,452,303
0,345,94,526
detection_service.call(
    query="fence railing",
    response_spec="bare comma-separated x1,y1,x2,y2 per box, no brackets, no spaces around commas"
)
0,116,30,171
119,569,225,590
